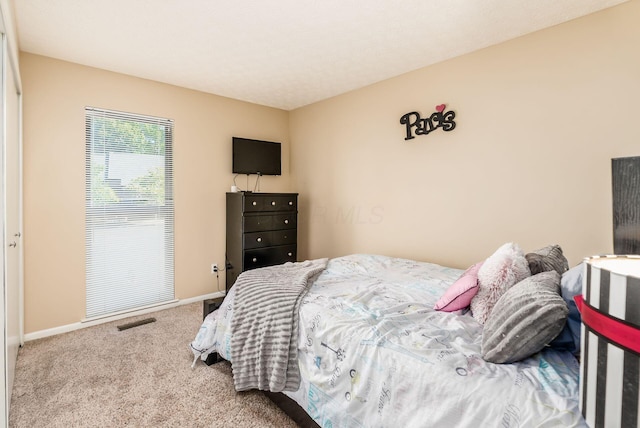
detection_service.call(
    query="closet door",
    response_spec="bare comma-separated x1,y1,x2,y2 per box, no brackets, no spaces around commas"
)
4,32,21,411
0,30,5,425
0,23,22,423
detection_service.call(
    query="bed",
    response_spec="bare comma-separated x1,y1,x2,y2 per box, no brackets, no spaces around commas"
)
191,247,586,427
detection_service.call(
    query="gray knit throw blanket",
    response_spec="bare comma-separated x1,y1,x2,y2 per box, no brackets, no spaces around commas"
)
230,258,328,392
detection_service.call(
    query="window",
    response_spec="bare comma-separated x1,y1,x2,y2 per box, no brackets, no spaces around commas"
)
85,107,174,318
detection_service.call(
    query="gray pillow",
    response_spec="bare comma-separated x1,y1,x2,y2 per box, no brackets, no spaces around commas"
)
525,245,569,276
481,271,568,364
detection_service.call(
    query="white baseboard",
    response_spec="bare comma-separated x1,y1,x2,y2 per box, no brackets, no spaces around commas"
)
23,291,226,342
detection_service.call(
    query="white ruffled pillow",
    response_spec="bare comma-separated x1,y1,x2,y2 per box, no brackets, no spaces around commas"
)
470,242,531,324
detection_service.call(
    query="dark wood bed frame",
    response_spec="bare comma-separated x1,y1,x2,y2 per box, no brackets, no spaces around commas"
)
263,391,319,428
205,352,320,427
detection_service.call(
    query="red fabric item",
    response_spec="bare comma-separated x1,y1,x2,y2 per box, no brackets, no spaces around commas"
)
575,294,640,354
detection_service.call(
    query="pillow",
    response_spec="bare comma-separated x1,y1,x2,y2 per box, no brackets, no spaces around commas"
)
470,243,530,324
525,245,569,276
482,271,569,364
434,262,484,312
549,262,584,355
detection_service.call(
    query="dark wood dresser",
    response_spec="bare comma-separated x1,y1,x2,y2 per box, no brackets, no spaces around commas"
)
225,192,298,291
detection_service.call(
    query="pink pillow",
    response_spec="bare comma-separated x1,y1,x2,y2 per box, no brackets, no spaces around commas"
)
434,262,484,312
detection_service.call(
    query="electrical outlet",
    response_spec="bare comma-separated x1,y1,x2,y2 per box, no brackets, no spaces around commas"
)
211,263,218,274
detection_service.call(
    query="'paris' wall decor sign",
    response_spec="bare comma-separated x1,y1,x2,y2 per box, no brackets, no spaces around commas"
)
400,104,456,140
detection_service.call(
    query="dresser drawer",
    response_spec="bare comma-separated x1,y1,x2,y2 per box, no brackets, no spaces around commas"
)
244,215,274,232
244,230,297,250
272,213,296,230
267,196,297,212
244,213,296,232
243,195,268,212
243,194,297,212
272,229,296,246
244,245,297,270
244,231,272,249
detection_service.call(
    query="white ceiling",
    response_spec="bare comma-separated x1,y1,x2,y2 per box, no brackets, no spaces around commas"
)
12,0,628,111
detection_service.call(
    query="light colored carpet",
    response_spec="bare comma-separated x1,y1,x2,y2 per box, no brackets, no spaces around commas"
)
9,302,298,428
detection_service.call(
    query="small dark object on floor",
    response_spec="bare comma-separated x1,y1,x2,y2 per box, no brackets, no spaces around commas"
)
205,352,220,365
117,317,156,331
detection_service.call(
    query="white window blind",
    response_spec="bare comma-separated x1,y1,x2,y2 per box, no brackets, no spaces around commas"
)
85,107,174,319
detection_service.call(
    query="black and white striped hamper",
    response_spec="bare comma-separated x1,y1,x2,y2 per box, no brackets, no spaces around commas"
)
576,255,640,427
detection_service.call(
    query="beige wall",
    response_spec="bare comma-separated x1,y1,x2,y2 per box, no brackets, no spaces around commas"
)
21,53,290,333
290,1,640,269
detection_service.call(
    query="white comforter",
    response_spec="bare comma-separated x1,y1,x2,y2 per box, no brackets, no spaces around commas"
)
192,254,586,427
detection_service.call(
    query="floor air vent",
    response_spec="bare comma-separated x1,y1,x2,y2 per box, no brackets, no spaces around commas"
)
117,317,156,331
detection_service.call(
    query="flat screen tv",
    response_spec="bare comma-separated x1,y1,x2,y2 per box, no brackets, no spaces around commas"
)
232,137,281,176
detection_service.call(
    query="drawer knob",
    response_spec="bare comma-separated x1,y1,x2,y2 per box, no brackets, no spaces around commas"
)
252,257,257,263
289,201,293,206
284,219,289,224
271,201,276,206
257,237,262,242
288,252,293,257
252,201,257,206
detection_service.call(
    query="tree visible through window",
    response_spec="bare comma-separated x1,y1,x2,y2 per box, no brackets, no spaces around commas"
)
85,107,174,318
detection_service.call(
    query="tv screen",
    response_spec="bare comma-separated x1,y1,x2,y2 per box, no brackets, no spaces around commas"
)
232,137,281,176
